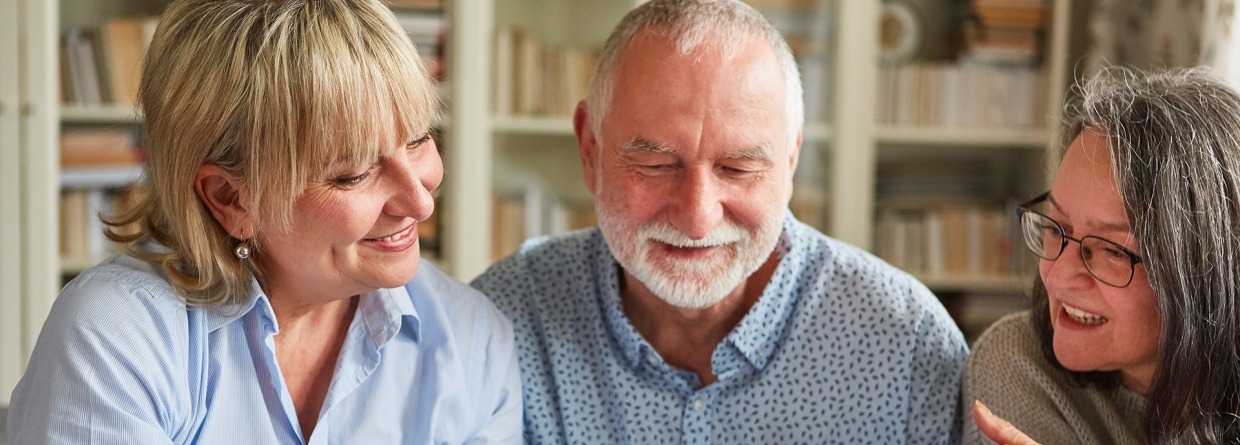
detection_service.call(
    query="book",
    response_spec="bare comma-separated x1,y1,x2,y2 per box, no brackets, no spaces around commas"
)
60,129,142,167
65,27,103,105
493,26,515,115
973,2,1046,29
97,17,148,106
492,193,526,260
59,189,89,260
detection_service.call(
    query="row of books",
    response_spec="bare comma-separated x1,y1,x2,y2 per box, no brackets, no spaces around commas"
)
877,156,996,198
965,0,1047,64
61,17,158,107
59,186,143,263
60,7,442,108
875,60,1047,129
492,185,596,261
61,128,143,168
492,26,599,117
873,203,1039,279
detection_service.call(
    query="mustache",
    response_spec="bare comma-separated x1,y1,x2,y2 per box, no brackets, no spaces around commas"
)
637,221,748,248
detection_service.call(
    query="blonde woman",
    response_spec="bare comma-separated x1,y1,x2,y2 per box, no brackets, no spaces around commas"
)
8,0,521,442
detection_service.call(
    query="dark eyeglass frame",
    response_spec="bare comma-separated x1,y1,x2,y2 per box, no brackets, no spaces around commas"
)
1015,192,1144,288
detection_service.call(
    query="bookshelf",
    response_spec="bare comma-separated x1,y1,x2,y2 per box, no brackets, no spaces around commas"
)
2,0,1084,400
51,1,451,270
0,0,453,403
55,0,161,283
456,0,1079,337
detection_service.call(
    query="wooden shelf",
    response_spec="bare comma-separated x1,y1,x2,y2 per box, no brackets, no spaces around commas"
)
875,125,1049,148
492,115,574,135
60,105,143,124
490,116,835,144
917,274,1032,293
60,165,143,189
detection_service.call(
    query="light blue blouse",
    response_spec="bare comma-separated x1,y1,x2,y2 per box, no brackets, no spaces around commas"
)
8,253,521,444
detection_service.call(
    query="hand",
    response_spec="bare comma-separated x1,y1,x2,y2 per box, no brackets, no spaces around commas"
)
972,401,1041,445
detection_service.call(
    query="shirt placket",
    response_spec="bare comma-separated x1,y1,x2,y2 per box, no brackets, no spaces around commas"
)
680,390,714,444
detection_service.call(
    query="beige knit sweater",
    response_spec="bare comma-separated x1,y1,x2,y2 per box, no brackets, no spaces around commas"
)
961,311,1146,445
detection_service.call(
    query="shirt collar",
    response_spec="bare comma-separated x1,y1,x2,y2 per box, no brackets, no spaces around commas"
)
203,276,270,333
594,237,651,370
596,211,806,372
201,275,423,346
722,213,800,370
360,284,422,345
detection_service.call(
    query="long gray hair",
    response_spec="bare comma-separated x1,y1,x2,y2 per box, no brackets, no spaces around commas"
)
1032,66,1240,443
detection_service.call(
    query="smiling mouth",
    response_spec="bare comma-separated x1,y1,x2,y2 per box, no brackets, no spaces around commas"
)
661,241,727,249
370,224,415,243
1063,302,1108,325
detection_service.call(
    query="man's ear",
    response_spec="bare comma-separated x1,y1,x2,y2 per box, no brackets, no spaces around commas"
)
573,100,600,196
786,132,803,203
195,164,251,239
789,131,803,174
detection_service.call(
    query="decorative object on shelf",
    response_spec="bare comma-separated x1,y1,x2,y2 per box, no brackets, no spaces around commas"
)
880,1,922,62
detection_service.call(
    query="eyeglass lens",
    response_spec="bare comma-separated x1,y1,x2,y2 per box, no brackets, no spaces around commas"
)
1019,210,1135,287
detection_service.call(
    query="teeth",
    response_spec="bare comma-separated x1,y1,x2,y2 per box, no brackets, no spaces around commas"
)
376,226,412,243
1063,303,1108,325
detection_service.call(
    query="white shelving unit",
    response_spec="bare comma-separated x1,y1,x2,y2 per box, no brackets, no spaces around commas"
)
2,0,58,406
445,0,1076,289
2,0,1081,400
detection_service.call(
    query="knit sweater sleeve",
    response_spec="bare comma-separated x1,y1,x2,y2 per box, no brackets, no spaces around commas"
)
960,311,1145,445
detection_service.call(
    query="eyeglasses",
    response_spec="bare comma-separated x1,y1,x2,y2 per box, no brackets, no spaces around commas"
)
1016,192,1143,287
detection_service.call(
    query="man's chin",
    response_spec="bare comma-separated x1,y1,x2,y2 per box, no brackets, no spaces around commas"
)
641,271,738,309
653,291,729,310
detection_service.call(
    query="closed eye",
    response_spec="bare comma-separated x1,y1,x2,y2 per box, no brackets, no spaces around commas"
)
331,169,373,187
635,163,676,174
1095,242,1133,260
408,133,432,150
1038,222,1063,236
721,165,760,176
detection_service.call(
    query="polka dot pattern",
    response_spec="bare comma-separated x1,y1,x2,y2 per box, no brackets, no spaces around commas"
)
471,213,969,444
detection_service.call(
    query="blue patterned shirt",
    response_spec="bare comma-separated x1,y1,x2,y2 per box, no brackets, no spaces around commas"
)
9,253,522,444
471,213,968,445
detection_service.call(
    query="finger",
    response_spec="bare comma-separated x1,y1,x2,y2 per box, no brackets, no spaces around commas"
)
973,401,1041,445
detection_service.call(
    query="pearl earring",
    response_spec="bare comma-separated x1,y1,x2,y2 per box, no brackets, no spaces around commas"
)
234,241,251,259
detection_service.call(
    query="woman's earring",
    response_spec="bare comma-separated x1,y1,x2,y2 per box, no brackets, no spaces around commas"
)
234,240,251,259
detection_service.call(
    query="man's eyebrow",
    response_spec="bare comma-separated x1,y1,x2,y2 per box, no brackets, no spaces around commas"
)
622,136,676,154
622,137,772,161
726,146,773,161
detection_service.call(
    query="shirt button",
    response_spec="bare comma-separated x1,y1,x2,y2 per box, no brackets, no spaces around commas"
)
692,399,706,412
645,353,659,365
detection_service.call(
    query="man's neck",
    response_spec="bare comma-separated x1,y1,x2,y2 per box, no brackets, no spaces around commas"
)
620,253,779,387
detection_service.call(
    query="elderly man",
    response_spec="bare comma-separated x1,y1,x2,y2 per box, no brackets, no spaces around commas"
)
471,0,968,443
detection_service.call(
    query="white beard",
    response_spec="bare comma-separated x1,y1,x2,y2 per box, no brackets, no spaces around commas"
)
598,206,783,309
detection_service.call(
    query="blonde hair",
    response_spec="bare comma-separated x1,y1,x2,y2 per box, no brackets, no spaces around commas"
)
106,0,438,307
